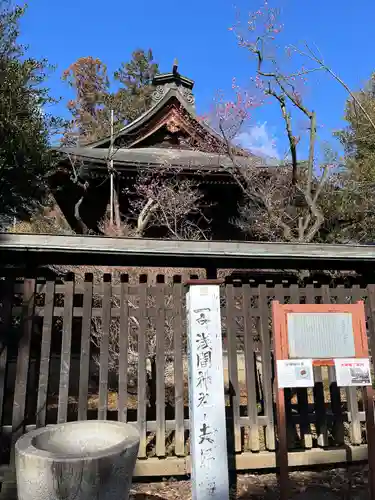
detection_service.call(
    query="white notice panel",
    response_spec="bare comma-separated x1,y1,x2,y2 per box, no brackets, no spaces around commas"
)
276,359,314,388
287,312,355,359
334,358,372,386
186,284,229,500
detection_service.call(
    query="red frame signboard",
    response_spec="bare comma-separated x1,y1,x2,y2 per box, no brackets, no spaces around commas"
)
272,301,375,500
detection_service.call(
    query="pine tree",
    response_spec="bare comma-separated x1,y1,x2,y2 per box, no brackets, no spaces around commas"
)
0,1,63,228
62,57,111,145
62,49,159,145
327,75,375,243
113,48,159,123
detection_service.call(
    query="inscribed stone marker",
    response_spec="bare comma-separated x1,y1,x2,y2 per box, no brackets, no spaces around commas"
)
186,284,229,500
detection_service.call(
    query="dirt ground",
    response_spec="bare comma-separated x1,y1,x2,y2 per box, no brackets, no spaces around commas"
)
129,465,370,499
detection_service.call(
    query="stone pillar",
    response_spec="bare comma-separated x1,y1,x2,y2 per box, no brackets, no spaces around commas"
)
186,280,229,500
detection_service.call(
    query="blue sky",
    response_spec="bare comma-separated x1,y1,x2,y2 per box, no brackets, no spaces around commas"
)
20,0,374,161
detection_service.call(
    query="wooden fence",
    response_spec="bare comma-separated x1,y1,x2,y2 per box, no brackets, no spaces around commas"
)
0,273,374,476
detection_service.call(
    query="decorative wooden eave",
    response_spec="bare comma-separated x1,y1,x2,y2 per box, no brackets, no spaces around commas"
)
53,146,271,179
85,63,252,157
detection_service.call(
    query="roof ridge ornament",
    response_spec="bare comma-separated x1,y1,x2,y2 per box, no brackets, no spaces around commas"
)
151,61,195,108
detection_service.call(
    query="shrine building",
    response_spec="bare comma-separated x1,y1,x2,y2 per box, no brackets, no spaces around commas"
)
51,64,279,240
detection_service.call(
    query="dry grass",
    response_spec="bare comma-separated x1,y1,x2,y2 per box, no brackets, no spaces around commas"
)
129,465,370,499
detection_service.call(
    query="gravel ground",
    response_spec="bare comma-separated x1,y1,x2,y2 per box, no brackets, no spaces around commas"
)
129,465,370,499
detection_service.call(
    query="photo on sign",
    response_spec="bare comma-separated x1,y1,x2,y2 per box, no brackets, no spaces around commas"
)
276,359,314,388
334,358,372,387
350,367,370,384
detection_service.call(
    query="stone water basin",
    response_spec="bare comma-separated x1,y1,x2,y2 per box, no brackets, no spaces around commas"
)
15,420,140,500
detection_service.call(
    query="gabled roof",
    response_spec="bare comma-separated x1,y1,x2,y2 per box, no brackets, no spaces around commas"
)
83,65,252,157
54,65,290,179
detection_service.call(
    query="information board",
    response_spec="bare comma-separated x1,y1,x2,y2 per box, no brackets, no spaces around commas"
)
272,301,375,500
287,312,355,359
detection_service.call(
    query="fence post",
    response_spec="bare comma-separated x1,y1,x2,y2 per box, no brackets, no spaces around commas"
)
57,273,74,424
78,273,93,421
98,274,111,421
173,276,185,457
36,279,55,428
11,277,35,454
118,274,129,423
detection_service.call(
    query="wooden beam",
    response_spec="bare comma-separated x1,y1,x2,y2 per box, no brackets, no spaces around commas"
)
0,446,369,482
0,233,375,269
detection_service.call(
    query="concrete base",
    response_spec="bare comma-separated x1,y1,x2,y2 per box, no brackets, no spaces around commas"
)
15,420,140,500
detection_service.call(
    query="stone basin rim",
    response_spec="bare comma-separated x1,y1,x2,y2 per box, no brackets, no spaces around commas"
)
15,420,140,462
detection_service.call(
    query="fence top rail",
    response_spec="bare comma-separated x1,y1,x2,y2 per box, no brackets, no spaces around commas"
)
0,233,375,270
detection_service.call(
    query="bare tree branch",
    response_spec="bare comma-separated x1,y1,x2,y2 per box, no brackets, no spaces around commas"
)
66,153,90,234
220,3,334,242
292,43,375,133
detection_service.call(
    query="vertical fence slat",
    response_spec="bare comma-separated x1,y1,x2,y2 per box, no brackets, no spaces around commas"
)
36,280,55,428
98,275,111,421
155,282,166,457
274,284,296,449
313,367,329,447
322,285,345,445
12,278,35,443
118,278,129,423
173,282,185,456
327,365,345,446
296,284,313,449
259,284,275,450
57,277,74,424
367,284,375,448
306,286,328,448
307,282,328,446
367,284,375,363
343,284,362,445
226,284,241,453
346,384,361,445
243,284,260,451
137,282,147,458
0,279,13,427
0,348,7,431
78,274,93,421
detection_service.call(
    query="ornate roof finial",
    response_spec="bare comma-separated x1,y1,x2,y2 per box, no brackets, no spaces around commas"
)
151,60,195,108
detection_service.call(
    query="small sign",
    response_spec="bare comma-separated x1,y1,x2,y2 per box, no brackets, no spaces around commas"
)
276,359,314,388
334,358,372,386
